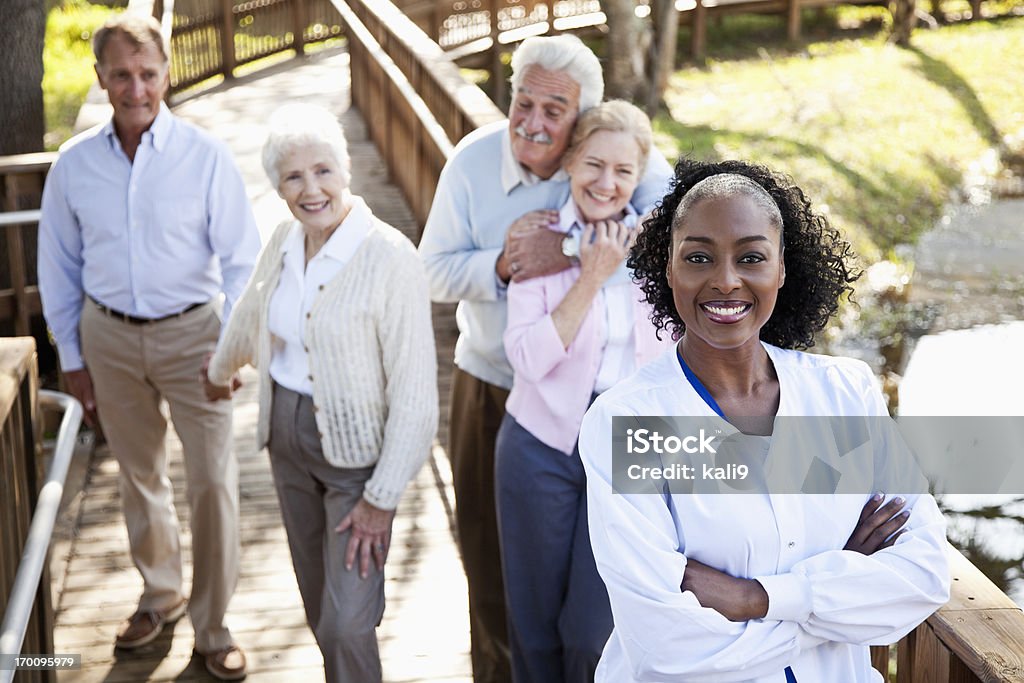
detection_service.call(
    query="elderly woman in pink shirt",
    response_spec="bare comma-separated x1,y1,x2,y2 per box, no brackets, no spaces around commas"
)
494,100,673,683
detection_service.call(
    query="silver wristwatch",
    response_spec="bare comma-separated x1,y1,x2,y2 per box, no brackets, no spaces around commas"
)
561,232,580,266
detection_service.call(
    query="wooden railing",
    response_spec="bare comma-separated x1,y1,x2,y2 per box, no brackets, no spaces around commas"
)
331,0,503,227
869,545,1024,682
164,0,344,94
394,0,603,52
0,155,53,338
0,338,49,682
392,0,884,62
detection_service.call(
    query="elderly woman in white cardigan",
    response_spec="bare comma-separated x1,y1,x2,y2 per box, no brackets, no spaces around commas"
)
202,103,438,683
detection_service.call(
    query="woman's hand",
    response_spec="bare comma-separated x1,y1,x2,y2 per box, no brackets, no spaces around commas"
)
335,498,397,579
199,353,241,401
681,559,769,622
844,493,909,554
682,495,910,622
578,220,633,288
548,220,635,349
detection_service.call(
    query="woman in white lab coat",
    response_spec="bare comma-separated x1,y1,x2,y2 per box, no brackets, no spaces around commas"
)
578,158,950,683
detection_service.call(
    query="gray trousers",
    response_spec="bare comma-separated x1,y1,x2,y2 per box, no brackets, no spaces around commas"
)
268,382,384,683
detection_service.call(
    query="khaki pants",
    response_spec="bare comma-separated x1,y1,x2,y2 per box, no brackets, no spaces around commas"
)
449,367,511,683
80,300,239,653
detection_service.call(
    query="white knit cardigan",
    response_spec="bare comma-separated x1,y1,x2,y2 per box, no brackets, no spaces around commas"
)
208,213,439,510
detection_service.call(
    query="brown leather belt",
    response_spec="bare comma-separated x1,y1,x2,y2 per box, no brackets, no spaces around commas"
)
90,297,206,325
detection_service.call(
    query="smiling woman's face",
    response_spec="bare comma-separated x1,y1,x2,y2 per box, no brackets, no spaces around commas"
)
276,143,351,233
667,193,786,353
566,129,641,224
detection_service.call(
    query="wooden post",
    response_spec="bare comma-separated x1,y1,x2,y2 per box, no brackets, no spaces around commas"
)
546,0,555,32
0,340,46,682
4,224,30,337
786,0,801,42
220,0,236,79
969,0,982,19
2,173,42,337
870,645,890,681
488,0,506,107
691,0,707,60
428,0,441,43
293,0,307,55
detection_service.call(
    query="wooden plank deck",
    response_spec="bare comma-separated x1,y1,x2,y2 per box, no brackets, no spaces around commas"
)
51,46,469,682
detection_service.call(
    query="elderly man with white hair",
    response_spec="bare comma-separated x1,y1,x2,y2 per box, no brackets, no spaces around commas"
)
418,34,672,683
204,103,438,683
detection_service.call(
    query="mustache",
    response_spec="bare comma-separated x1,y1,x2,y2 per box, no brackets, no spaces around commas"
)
513,125,553,145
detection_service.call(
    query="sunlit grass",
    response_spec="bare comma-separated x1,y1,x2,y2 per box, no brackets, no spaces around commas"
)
656,15,1024,261
43,0,118,148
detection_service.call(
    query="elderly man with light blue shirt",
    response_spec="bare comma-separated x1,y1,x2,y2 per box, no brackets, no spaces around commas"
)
418,34,671,683
37,13,258,681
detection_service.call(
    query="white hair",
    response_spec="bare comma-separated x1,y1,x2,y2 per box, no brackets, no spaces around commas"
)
510,35,604,112
261,104,351,189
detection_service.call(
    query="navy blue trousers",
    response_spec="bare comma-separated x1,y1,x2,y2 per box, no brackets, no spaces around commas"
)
494,414,613,683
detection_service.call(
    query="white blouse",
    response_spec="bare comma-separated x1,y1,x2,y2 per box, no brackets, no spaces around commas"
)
578,343,950,683
267,200,370,395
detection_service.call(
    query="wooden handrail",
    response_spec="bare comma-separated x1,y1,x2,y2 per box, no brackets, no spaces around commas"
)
0,153,57,177
0,339,48,683
332,0,502,229
340,0,503,145
900,545,1024,682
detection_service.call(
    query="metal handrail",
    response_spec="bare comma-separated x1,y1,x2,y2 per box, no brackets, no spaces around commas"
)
0,391,83,683
0,210,41,227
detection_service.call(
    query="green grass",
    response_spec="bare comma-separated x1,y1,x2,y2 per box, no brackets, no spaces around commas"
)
655,13,1024,261
43,0,118,148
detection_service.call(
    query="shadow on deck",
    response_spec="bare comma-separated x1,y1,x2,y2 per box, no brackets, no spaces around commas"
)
50,46,469,683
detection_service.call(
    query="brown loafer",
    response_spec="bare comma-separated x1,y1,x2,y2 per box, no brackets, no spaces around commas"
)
114,597,188,650
199,643,247,681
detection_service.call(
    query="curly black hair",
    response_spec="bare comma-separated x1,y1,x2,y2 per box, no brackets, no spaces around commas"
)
629,158,861,350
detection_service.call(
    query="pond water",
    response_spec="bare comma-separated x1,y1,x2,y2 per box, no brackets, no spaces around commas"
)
899,321,1024,607
865,197,1024,606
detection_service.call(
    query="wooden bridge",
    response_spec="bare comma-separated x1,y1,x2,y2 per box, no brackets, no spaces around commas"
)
2,0,1023,681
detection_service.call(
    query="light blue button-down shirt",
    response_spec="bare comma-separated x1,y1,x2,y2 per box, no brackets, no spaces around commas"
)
38,104,261,371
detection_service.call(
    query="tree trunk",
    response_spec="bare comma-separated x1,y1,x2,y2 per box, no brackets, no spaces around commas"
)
889,0,917,46
0,0,46,154
644,0,680,115
600,0,648,102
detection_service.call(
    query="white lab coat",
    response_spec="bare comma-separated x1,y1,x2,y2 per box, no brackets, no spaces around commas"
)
579,343,950,683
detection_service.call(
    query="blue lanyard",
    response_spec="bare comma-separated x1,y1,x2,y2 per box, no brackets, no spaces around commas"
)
677,350,798,683
676,350,726,419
